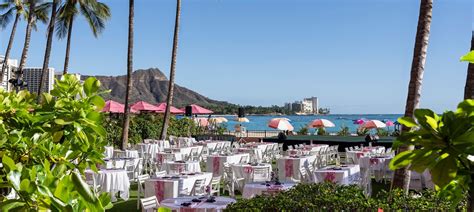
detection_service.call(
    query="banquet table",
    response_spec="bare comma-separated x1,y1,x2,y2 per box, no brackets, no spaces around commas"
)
104,146,114,159
144,172,213,202
206,153,250,176
165,146,203,160
160,196,236,212
277,155,317,182
313,164,360,185
85,169,130,201
231,163,272,183
162,161,202,174
242,182,296,199
157,152,184,163
137,141,171,160
101,158,139,170
346,146,386,164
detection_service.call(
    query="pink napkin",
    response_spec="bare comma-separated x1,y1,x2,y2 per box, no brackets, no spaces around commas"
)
212,157,220,175
154,181,165,202
356,152,364,158
244,166,253,173
284,160,293,177
324,172,336,183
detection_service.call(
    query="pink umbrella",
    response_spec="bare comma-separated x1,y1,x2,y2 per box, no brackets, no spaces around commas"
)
182,104,214,115
156,103,184,114
385,120,394,127
353,119,365,125
130,101,161,112
362,120,386,129
268,119,294,131
102,100,138,113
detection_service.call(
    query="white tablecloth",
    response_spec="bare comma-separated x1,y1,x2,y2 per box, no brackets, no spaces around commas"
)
138,142,171,159
104,146,114,159
144,172,213,202
157,152,184,163
314,165,360,185
206,153,250,176
231,163,272,183
166,146,203,160
162,161,202,174
86,169,130,201
346,146,385,164
242,182,296,199
277,155,317,182
160,196,236,211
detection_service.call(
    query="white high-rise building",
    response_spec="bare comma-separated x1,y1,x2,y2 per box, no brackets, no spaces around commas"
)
0,55,18,91
304,96,319,114
23,67,55,94
302,98,314,113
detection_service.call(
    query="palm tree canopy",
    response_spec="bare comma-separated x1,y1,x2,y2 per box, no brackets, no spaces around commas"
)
55,0,110,38
0,0,50,30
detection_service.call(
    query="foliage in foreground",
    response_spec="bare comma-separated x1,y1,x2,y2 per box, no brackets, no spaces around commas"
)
390,100,474,207
225,183,461,211
0,75,111,211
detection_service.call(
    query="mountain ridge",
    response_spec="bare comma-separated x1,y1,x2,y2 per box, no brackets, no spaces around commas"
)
82,68,234,108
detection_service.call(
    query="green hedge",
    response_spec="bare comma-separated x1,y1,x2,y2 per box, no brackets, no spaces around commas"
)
225,183,463,211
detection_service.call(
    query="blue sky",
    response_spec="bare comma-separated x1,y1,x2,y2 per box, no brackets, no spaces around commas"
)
0,0,472,114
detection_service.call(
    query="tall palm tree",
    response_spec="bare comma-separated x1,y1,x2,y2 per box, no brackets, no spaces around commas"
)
16,0,50,90
464,31,474,100
121,0,134,150
391,0,433,192
56,0,110,74
38,0,59,98
0,0,25,88
160,0,181,140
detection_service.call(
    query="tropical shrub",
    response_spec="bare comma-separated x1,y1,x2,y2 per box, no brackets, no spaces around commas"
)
0,75,111,211
390,100,474,208
376,128,389,136
357,127,369,136
337,125,350,136
297,126,308,135
225,183,459,211
317,127,327,136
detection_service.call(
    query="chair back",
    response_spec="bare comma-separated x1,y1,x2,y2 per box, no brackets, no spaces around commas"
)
140,196,159,212
191,179,207,196
252,166,270,182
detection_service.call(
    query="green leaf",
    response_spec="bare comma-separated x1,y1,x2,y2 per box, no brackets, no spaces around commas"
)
424,115,438,131
2,155,16,171
397,117,417,128
0,199,27,212
19,179,30,191
431,156,457,187
158,207,173,212
83,77,100,96
71,171,97,204
389,150,415,170
55,119,72,125
460,50,474,63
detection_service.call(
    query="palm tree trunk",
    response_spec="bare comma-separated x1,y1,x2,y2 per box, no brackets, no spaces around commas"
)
63,16,74,75
121,0,134,150
160,0,181,140
38,0,58,99
0,13,19,89
391,0,432,192
464,31,474,100
16,0,36,91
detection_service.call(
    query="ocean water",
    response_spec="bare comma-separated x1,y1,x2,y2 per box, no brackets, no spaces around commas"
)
217,114,403,133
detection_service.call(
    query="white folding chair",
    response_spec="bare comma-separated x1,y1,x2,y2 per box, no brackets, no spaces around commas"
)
140,196,159,212
209,176,221,196
137,174,151,209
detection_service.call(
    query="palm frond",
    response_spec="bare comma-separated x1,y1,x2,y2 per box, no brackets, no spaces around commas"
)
34,2,51,24
0,7,14,29
0,3,12,12
79,1,109,37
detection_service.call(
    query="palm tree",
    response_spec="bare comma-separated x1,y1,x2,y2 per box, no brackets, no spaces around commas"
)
121,0,134,150
160,0,181,140
0,0,25,88
391,0,433,191
16,0,50,90
464,31,474,100
38,0,59,98
56,0,110,74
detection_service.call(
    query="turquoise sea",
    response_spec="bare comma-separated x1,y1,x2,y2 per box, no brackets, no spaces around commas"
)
217,114,403,133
